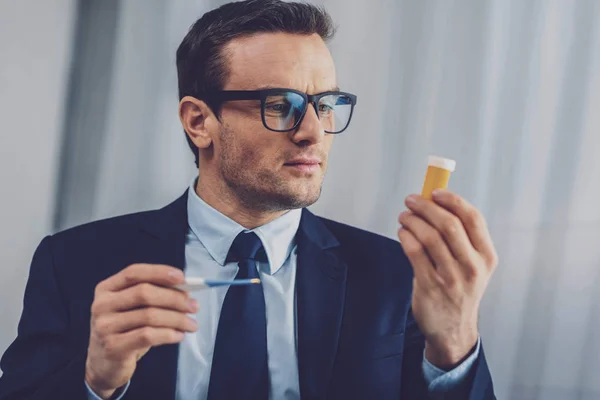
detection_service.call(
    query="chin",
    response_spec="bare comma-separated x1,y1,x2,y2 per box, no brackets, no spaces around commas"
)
263,184,322,211
225,168,324,211
285,186,322,208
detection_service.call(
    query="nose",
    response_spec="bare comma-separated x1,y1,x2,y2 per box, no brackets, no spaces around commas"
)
290,103,325,145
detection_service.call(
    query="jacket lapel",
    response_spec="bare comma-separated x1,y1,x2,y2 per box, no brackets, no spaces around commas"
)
126,190,189,400
120,195,347,399
296,209,347,399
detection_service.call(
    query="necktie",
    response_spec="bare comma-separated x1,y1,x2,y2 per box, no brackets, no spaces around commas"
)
207,232,269,400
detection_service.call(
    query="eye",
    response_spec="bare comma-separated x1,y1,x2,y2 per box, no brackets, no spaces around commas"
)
318,103,334,114
265,102,292,114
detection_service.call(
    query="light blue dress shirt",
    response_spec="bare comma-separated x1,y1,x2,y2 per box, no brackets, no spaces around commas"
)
86,181,480,399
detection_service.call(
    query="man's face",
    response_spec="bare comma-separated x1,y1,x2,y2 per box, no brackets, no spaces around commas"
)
212,33,337,212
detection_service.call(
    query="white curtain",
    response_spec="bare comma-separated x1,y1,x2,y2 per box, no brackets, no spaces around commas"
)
51,0,600,398
0,0,76,367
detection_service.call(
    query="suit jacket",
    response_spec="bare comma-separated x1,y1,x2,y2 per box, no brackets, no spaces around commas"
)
0,191,495,399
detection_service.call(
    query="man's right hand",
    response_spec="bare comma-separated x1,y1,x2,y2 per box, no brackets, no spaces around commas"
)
85,264,198,399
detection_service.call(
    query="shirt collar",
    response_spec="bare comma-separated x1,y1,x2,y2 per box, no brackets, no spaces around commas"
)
187,179,302,275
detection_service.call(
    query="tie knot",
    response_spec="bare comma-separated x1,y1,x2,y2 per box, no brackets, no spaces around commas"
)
227,232,267,263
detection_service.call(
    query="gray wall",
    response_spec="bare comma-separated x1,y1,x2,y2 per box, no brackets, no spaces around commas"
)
0,0,76,358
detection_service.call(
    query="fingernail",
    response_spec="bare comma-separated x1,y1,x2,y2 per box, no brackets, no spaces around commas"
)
399,211,409,220
187,317,198,330
432,189,444,198
406,195,418,205
188,298,198,312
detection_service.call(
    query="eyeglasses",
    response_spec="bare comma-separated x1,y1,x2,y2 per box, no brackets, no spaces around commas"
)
208,88,357,134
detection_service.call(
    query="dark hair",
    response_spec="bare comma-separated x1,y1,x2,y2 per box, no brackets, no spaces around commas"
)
176,0,336,167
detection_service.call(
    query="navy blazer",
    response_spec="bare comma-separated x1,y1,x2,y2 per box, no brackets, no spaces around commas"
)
0,191,495,399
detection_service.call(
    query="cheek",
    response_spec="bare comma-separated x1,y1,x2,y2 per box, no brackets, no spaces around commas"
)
224,132,278,170
324,135,334,151
238,144,263,165
220,118,267,160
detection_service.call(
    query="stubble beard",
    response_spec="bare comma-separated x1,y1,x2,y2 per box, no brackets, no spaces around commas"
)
218,126,323,213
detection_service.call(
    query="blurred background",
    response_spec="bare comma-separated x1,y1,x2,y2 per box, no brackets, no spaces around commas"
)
1,0,599,398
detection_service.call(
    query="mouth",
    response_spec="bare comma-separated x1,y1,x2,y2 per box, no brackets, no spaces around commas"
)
284,163,321,173
283,157,322,173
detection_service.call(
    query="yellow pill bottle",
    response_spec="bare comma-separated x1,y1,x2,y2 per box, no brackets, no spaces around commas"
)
421,156,456,200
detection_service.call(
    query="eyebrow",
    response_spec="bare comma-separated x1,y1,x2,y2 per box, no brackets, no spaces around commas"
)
252,85,341,93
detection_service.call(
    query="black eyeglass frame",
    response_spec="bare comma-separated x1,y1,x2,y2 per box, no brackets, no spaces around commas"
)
207,88,358,134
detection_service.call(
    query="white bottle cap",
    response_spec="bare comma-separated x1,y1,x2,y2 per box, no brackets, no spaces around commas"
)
427,156,456,172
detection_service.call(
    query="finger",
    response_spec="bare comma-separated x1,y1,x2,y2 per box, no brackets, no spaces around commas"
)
103,327,185,358
96,308,197,334
404,194,477,266
399,211,461,286
397,227,441,289
98,264,185,293
93,283,198,314
431,190,497,264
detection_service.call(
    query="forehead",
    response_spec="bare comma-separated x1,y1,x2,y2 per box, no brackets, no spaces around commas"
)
222,32,337,93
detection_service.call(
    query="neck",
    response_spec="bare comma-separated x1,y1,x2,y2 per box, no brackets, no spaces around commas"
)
195,173,288,230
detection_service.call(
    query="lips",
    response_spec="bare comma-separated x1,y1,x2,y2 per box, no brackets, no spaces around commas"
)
283,157,322,173
284,157,322,166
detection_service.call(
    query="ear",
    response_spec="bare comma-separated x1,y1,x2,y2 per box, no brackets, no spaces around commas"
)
179,96,218,150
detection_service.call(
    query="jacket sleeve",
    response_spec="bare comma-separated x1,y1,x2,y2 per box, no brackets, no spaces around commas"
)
400,308,496,400
0,236,89,400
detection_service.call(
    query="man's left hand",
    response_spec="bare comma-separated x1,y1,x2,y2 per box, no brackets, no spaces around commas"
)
397,190,498,369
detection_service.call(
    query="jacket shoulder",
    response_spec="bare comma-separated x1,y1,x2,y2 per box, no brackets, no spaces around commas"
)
47,210,158,267
52,210,151,243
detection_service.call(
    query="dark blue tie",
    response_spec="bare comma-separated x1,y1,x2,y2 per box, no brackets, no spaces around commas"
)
207,232,269,400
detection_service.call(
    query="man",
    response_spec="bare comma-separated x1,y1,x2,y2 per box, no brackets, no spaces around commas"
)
0,1,497,399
